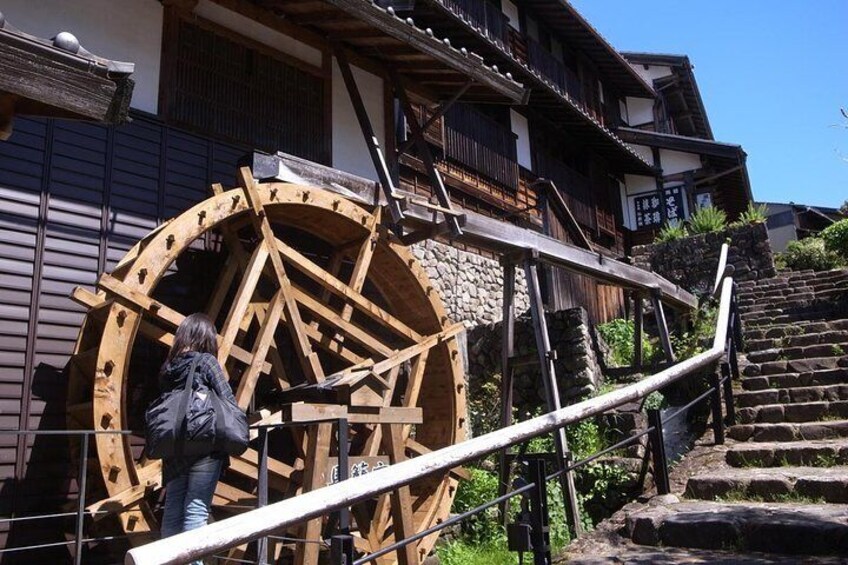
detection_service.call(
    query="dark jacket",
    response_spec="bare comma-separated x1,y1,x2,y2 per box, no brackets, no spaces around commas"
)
159,351,236,484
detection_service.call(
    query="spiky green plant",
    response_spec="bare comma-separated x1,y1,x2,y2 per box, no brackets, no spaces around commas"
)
654,222,688,243
688,206,727,234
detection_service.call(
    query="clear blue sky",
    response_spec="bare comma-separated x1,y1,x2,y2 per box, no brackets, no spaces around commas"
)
570,0,847,209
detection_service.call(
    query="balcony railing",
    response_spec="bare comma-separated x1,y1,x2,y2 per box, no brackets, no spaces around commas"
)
525,37,583,105
441,0,511,55
444,104,519,190
535,153,595,231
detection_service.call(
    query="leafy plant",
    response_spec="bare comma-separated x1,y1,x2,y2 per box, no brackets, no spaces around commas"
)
642,391,666,411
688,206,727,234
730,202,769,227
451,468,503,543
821,218,848,259
776,237,845,271
671,304,718,360
654,222,688,243
597,318,658,367
437,536,517,565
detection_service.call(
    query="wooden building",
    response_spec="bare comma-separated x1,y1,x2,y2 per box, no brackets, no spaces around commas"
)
0,0,748,560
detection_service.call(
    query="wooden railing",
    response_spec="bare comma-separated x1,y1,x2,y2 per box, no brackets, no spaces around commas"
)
126,244,739,565
535,154,595,231
444,104,519,190
525,37,582,104
441,0,511,54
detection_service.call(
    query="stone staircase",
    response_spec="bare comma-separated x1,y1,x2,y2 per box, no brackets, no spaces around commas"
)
563,269,848,563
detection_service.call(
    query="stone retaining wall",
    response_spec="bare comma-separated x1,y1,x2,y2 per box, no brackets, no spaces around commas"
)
631,223,776,296
466,307,603,420
411,239,530,328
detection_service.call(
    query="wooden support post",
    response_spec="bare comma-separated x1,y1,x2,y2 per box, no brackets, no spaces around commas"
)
633,295,644,369
390,70,462,238
523,254,583,538
395,81,471,156
382,424,418,565
651,291,676,364
294,422,333,565
497,259,515,526
334,46,405,225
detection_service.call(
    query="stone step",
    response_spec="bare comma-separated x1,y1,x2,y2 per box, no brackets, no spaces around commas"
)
741,368,848,391
745,330,848,353
742,356,846,377
745,341,848,363
725,439,848,467
685,466,848,503
737,400,848,424
562,545,847,564
736,383,848,407
626,501,848,555
744,319,848,341
745,308,845,328
728,419,848,442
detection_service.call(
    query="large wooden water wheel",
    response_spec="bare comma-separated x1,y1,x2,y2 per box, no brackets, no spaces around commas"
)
67,168,467,564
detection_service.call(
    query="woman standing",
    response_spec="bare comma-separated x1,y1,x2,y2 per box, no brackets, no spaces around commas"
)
156,313,234,542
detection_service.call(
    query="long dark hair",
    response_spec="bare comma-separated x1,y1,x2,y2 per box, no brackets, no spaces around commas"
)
165,313,219,367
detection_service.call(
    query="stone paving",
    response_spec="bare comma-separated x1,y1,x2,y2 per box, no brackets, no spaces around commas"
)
561,268,848,563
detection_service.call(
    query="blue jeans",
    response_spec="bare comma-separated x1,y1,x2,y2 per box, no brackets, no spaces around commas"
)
161,455,224,563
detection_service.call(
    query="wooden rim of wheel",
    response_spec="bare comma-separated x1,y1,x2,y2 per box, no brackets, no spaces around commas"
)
67,169,467,564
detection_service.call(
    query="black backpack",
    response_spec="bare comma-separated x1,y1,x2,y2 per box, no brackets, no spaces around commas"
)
145,357,248,459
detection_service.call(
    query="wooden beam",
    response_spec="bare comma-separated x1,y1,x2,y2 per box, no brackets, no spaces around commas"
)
294,422,333,565
382,424,418,565
334,46,405,225
94,276,270,373
320,0,526,103
218,244,270,366
235,289,285,409
239,168,325,383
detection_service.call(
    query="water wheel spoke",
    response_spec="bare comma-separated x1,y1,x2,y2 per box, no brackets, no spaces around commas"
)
291,285,395,358
218,244,270,365
240,167,325,384
235,288,285,409
275,234,424,345
230,449,296,492
205,254,240,321
382,424,418,565
97,274,271,373
86,461,162,519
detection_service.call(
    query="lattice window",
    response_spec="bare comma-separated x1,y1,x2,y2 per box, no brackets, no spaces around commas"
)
162,18,327,163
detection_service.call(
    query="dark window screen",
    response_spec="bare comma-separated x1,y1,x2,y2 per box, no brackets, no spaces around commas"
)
164,19,326,163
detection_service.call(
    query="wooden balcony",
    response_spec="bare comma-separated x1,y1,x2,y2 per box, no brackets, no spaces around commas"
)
535,153,596,231
441,0,512,55
443,103,519,190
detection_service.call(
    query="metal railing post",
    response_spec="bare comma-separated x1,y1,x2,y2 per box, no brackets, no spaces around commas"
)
332,418,353,565
74,432,90,565
257,426,269,565
526,457,551,565
710,371,725,445
721,362,736,427
646,409,670,495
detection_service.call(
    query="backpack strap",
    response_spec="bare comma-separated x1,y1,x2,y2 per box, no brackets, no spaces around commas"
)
174,356,201,457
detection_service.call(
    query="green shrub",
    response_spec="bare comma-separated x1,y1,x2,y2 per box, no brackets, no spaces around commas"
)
688,206,727,234
730,202,769,227
437,537,517,565
777,237,845,271
671,304,718,360
654,222,688,243
597,318,658,367
821,219,848,259
452,468,503,543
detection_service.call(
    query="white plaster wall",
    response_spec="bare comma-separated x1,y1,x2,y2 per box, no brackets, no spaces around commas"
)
624,97,654,127
629,143,654,165
768,224,797,253
623,174,657,196
629,63,673,84
510,110,532,171
501,0,520,31
2,0,163,114
332,60,385,181
659,149,702,176
194,0,322,68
